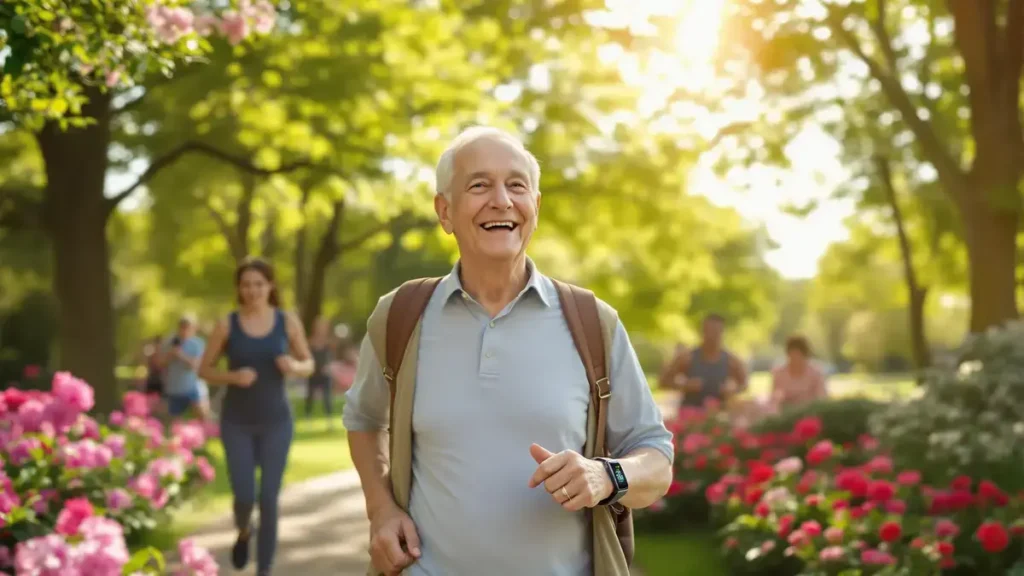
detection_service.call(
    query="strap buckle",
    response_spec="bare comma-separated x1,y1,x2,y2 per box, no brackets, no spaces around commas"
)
596,377,611,399
383,367,395,382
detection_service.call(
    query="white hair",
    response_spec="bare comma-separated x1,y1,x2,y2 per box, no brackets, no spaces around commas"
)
434,126,541,198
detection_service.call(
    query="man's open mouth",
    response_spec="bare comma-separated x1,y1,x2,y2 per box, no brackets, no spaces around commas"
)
480,221,518,231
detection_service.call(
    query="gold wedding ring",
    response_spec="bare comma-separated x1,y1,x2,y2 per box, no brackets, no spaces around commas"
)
561,487,570,501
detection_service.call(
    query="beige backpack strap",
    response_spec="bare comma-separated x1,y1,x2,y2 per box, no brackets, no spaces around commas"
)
383,278,443,408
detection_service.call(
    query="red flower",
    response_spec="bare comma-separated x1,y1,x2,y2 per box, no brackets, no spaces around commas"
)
744,486,765,506
747,461,774,484
22,365,41,379
866,456,893,475
976,521,1010,553
800,520,822,538
835,469,869,498
935,519,960,539
778,514,795,538
937,541,955,557
884,499,906,514
879,521,902,543
755,502,770,518
693,455,708,470
717,443,734,457
806,440,834,466
867,480,896,502
978,480,1010,507
666,480,685,497
793,417,822,441
832,499,849,511
705,482,728,504
896,470,921,486
950,475,972,491
910,537,926,549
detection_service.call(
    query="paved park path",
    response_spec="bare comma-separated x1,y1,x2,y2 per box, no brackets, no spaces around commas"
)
186,469,372,575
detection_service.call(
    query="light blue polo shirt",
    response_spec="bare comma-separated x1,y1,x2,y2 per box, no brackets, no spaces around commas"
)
162,336,204,397
343,260,674,576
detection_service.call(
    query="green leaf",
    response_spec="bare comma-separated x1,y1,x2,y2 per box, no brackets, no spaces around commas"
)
10,15,27,35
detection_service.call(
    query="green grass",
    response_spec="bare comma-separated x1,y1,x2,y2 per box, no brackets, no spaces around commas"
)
143,394,352,547
634,532,726,576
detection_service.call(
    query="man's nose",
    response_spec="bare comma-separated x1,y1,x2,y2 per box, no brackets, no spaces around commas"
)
490,184,513,208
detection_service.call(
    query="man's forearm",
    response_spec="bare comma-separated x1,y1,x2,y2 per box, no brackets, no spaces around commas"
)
349,430,397,519
612,447,673,509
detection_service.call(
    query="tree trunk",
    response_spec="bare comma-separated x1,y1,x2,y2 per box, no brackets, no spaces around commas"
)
261,205,278,260
908,286,930,381
876,157,932,373
958,182,1019,332
301,200,344,328
294,186,312,311
36,87,118,413
235,172,255,261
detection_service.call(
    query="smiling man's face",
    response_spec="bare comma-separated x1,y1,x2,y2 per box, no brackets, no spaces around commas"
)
435,135,540,264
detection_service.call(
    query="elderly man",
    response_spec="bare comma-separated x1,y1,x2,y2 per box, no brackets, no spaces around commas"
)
343,126,674,576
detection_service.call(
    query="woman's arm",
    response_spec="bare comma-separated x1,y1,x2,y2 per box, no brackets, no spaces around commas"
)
198,317,246,386
282,312,315,378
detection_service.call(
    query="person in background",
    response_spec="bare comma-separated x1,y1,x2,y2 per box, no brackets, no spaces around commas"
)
770,335,827,411
141,336,165,397
306,316,335,428
198,257,314,576
659,313,748,408
157,315,207,420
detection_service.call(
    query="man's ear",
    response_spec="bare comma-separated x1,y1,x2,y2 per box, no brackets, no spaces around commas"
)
435,193,454,234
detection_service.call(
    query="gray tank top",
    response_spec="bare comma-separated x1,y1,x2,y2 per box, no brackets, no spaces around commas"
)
682,348,731,407
221,309,292,426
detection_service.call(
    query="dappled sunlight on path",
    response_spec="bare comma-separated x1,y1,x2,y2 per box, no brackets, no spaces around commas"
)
185,470,370,575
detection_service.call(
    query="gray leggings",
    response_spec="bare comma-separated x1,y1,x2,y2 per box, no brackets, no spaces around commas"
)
220,418,294,575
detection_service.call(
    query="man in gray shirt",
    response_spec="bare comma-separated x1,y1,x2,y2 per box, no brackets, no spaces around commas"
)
158,314,207,419
343,127,674,575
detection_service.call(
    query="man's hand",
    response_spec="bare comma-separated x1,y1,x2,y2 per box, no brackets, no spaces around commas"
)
369,502,421,575
527,444,612,511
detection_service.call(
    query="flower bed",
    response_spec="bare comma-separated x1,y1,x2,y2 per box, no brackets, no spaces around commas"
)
648,399,1024,575
0,372,219,575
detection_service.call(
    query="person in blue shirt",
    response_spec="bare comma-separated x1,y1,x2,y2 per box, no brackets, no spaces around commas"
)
158,314,207,419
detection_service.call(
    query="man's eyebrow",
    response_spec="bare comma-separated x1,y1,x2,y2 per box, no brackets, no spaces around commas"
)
465,170,530,181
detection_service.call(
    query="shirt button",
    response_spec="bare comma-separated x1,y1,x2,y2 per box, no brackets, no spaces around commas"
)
489,321,495,328
485,351,493,358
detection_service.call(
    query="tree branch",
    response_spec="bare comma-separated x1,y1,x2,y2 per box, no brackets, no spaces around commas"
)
339,214,434,253
203,200,246,263
105,141,317,216
828,11,967,192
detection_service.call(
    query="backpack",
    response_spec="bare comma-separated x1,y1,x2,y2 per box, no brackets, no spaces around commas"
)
364,276,633,576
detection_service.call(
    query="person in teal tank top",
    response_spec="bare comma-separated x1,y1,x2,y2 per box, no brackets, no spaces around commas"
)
658,313,749,408
198,257,315,576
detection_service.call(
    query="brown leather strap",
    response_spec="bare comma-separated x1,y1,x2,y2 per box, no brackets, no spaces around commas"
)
552,279,611,456
385,277,443,411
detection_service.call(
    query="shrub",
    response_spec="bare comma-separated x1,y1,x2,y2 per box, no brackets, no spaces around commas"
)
0,372,219,574
754,397,885,451
871,320,1024,490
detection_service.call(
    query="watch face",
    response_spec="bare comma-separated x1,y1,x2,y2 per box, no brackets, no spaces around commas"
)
609,461,628,489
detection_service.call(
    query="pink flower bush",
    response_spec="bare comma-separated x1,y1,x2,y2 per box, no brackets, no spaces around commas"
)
0,373,220,574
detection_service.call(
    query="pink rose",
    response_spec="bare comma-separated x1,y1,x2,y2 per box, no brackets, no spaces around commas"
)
55,498,94,536
824,526,843,544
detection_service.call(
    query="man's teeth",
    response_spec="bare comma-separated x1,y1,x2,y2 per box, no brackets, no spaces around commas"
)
482,221,515,229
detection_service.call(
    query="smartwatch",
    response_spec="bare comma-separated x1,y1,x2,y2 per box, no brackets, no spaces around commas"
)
595,457,628,506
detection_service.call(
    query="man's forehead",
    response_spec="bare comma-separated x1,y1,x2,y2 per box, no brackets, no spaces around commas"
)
454,137,531,177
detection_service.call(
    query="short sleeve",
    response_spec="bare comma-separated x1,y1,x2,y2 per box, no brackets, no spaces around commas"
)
604,319,675,465
341,333,391,432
